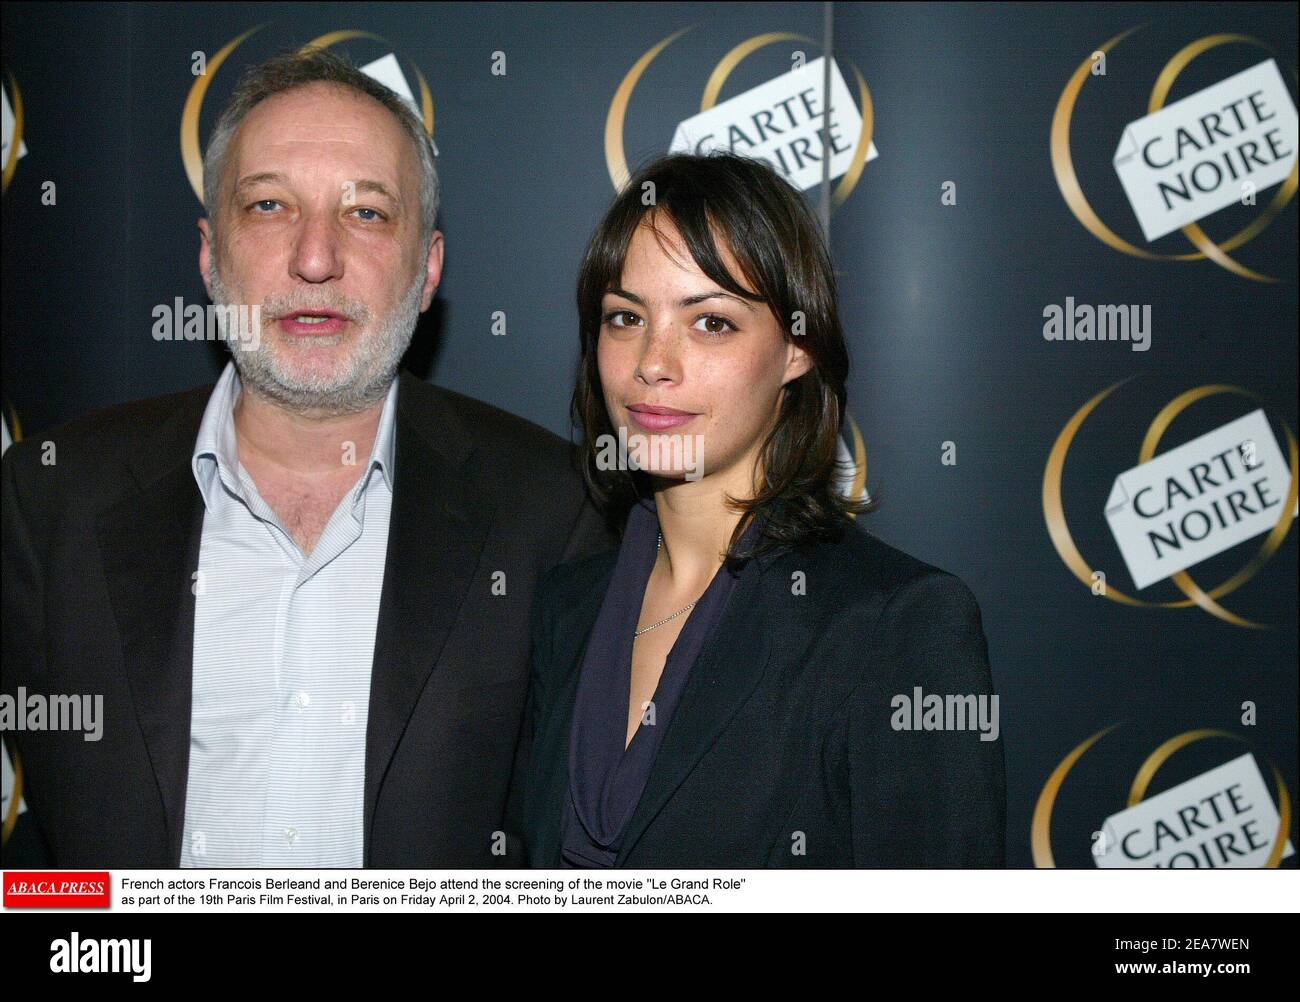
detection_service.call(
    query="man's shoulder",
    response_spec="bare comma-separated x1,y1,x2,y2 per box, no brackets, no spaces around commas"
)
2,382,212,479
1,382,214,529
533,545,619,640
540,545,619,599
398,372,577,471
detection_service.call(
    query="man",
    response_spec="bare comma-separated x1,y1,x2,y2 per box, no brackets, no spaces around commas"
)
0,49,612,868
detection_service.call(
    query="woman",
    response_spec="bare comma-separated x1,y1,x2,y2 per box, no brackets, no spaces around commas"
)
514,152,1005,867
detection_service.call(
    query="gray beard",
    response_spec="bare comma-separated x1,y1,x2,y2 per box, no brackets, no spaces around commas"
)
207,260,424,417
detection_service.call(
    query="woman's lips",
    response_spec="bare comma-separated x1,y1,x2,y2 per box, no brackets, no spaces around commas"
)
626,406,698,431
279,313,348,336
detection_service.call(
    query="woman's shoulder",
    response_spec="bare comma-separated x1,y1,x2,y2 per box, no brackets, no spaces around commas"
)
787,519,986,644
794,517,977,594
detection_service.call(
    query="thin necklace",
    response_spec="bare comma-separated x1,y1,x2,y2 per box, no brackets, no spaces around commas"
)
634,532,697,637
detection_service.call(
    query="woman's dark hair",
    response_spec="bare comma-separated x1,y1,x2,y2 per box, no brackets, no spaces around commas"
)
573,151,875,569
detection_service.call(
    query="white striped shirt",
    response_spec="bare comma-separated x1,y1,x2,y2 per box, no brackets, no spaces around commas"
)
181,361,397,868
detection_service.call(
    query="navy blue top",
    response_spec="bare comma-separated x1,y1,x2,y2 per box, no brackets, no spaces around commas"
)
561,496,764,867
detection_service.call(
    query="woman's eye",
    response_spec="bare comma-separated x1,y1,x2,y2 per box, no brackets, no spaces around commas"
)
694,314,736,337
603,310,641,328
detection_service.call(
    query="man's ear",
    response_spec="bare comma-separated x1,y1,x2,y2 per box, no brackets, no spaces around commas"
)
782,340,813,385
198,217,214,299
420,230,445,312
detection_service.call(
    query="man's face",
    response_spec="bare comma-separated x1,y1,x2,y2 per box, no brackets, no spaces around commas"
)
199,81,443,414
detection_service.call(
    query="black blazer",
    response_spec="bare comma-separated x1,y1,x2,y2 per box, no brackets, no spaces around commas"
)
0,370,614,868
513,520,1007,867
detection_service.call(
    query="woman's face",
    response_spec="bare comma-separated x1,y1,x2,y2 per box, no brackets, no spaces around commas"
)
597,214,811,490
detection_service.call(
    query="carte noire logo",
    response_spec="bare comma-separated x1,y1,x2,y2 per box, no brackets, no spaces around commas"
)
1043,380,1297,627
1052,27,1298,282
605,27,876,210
1032,726,1293,869
181,26,437,207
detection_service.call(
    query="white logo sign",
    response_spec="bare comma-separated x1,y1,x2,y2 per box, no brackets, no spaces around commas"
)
1104,409,1293,590
670,57,877,191
1096,753,1295,868
1,82,27,164
361,53,438,156
1113,59,1297,242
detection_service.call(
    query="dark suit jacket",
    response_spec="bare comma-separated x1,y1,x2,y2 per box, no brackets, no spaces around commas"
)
1,370,613,868
513,519,1007,867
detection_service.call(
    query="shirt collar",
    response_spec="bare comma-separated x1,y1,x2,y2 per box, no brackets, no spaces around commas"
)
191,360,399,507
366,374,400,494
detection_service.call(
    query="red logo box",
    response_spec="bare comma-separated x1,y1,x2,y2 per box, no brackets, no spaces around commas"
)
3,872,110,908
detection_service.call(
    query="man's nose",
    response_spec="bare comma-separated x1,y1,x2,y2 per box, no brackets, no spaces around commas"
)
289,211,344,283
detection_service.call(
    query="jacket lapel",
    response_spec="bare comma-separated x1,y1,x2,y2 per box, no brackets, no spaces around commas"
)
525,562,611,865
97,388,210,866
614,546,787,864
362,373,496,863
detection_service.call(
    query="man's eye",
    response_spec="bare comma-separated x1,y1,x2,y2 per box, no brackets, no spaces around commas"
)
603,310,641,328
352,207,386,222
250,199,280,213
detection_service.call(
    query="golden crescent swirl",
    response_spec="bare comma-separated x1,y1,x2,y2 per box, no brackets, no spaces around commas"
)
181,25,263,205
605,26,695,191
3,70,24,194
1034,724,1293,867
1031,723,1123,868
302,30,436,140
847,410,868,508
1042,380,1296,624
606,29,873,208
699,32,873,210
0,389,22,845
1050,27,1177,261
700,32,812,111
1148,34,1298,283
1,743,22,846
1051,28,1298,280
182,28,436,207
1043,378,1150,608
834,63,874,209
1136,385,1298,628
1128,729,1292,868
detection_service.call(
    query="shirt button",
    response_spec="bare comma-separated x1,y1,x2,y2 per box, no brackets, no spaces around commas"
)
295,691,311,710
285,827,298,846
